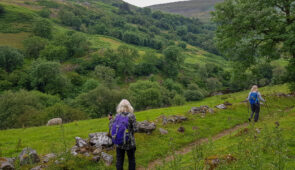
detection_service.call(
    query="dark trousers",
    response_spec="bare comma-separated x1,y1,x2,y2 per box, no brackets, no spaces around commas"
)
250,103,260,122
116,147,136,170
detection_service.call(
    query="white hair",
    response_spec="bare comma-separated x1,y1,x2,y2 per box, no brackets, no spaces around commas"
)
116,99,134,113
251,85,258,92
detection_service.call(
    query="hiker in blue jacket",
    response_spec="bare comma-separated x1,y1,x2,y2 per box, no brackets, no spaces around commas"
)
109,99,137,170
247,85,265,122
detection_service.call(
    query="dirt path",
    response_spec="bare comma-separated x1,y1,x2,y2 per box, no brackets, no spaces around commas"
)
138,122,249,170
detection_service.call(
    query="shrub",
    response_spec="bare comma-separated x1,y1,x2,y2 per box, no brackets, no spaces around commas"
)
74,85,122,118
0,90,60,129
38,8,51,18
0,80,12,91
0,4,5,15
163,46,184,78
94,65,115,84
128,80,163,110
206,77,222,92
67,72,84,86
40,44,68,61
178,42,187,49
170,94,186,106
0,46,24,72
32,19,52,39
82,79,99,92
271,66,286,85
23,36,48,58
184,83,207,101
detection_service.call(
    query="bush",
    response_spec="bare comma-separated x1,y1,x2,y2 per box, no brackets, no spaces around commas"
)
40,44,68,61
23,36,48,58
163,46,184,78
7,70,31,89
184,83,207,101
67,72,84,86
163,78,184,95
0,46,24,72
33,19,52,39
94,65,115,84
74,85,122,118
0,4,5,15
206,77,222,92
271,66,287,85
0,80,12,91
178,42,187,49
170,94,186,106
82,79,99,92
38,8,51,18
0,90,60,129
129,80,163,110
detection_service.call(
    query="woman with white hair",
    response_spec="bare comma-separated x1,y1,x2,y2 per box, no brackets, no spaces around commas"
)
110,99,137,170
247,85,265,122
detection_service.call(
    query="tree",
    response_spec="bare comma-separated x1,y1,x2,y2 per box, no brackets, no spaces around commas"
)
0,46,24,72
94,65,115,85
116,45,138,81
38,8,51,18
23,36,48,58
212,0,295,91
163,46,184,78
0,4,5,16
32,19,52,39
40,44,67,61
30,60,68,96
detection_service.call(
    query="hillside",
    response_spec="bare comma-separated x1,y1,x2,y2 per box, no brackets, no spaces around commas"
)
0,84,294,169
149,0,224,21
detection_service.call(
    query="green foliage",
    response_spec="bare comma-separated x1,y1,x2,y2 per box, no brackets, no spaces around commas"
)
37,0,60,8
286,58,295,92
184,83,207,101
67,72,84,86
0,4,5,16
30,60,69,96
170,94,186,106
82,79,99,92
7,69,31,90
58,9,81,30
116,45,138,79
0,46,24,72
272,66,287,85
206,77,222,92
23,36,48,58
0,90,60,129
40,44,68,61
94,65,115,85
38,8,51,18
163,46,184,78
129,80,163,110
135,52,160,76
74,85,122,118
178,42,187,49
0,80,12,91
32,19,52,39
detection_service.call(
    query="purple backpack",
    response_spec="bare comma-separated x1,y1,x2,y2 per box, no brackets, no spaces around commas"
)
111,114,130,145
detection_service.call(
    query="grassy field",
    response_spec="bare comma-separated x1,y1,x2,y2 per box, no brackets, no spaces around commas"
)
0,84,294,169
158,108,295,169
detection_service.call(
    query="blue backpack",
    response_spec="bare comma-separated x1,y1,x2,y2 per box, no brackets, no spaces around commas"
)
249,92,259,104
111,114,130,145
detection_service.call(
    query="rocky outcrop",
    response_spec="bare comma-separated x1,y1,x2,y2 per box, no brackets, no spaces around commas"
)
159,128,168,135
223,101,232,106
89,132,112,147
190,105,214,115
136,121,156,134
178,126,185,133
101,152,113,166
75,137,88,148
47,118,62,126
18,148,40,166
161,115,188,125
42,153,56,163
0,158,15,170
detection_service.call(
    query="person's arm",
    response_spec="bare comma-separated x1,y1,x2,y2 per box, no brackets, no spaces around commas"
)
129,114,137,133
258,92,265,102
247,92,251,100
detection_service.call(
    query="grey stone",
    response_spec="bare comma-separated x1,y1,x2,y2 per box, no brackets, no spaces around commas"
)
136,121,156,134
83,152,90,157
178,127,185,133
75,137,88,147
190,106,210,114
223,101,232,106
215,104,227,109
89,132,112,147
162,116,168,125
31,165,45,170
92,147,102,155
18,148,40,166
208,108,215,114
47,118,62,126
92,156,100,163
71,146,78,156
101,152,113,166
42,153,56,163
0,160,14,170
159,128,168,135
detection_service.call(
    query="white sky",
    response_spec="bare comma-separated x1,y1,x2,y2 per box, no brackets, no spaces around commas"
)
122,0,188,7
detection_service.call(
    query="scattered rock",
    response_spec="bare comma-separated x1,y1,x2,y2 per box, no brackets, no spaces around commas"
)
89,132,112,147
215,104,227,109
92,155,100,163
71,146,78,156
161,115,188,124
92,147,102,155
83,152,90,157
162,116,168,125
159,128,168,135
75,137,88,148
31,165,46,170
42,153,56,163
136,121,156,134
18,148,40,166
190,106,210,114
0,159,14,170
255,128,261,134
177,126,185,133
101,152,113,166
47,118,62,126
79,147,88,154
223,101,232,106
208,108,215,114
224,154,236,163
211,92,223,96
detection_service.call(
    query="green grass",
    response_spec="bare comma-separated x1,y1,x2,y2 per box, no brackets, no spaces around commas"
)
0,84,293,169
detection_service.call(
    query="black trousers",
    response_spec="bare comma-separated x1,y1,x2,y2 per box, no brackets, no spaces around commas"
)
250,103,260,122
116,147,136,170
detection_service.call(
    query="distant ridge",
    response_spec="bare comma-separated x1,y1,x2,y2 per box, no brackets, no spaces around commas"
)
148,0,223,21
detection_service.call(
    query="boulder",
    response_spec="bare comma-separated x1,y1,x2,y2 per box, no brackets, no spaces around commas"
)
215,104,227,109
42,153,56,163
31,165,46,170
101,152,113,166
92,147,102,155
136,121,156,134
47,118,62,126
223,101,232,106
92,156,100,163
178,126,185,133
190,106,211,114
162,116,168,125
18,148,40,166
89,132,112,147
71,146,78,156
159,128,168,135
208,108,215,114
167,115,188,123
75,137,88,148
0,158,14,170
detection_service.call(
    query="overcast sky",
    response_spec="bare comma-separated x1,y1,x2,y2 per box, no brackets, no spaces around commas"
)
122,0,188,7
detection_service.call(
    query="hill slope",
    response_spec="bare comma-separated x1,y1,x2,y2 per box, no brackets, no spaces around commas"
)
149,0,224,21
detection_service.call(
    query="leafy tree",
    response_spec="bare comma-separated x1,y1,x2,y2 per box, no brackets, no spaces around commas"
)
59,9,81,29
272,66,287,85
0,46,24,72
118,2,132,14
30,60,68,96
82,79,99,92
0,4,5,15
123,32,142,45
163,46,184,78
38,8,51,18
206,77,222,92
135,52,160,76
116,45,138,81
94,65,115,85
213,0,295,91
32,19,52,39
40,44,67,61
23,36,48,58
184,83,207,101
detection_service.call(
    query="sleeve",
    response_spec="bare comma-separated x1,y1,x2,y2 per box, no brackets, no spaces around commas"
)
247,92,251,100
258,92,265,102
129,114,138,133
